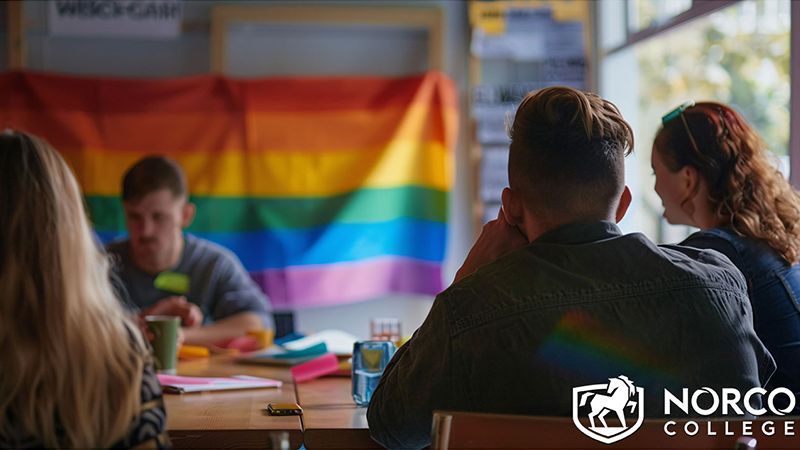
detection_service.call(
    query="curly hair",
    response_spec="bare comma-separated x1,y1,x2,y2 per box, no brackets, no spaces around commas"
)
654,101,800,264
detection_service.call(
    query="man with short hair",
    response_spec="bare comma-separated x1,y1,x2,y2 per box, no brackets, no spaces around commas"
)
366,87,775,449
108,156,272,347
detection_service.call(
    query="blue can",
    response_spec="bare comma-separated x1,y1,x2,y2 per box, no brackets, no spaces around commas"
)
352,340,396,406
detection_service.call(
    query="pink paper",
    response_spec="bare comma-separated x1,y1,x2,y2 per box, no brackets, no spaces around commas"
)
157,374,213,385
291,353,340,383
157,374,281,386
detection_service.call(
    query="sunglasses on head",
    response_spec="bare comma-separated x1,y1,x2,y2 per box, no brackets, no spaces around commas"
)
662,101,699,153
662,101,730,152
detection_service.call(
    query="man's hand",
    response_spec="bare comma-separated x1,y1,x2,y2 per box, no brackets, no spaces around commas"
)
176,327,186,349
454,207,528,283
136,314,185,351
136,315,153,340
180,312,264,347
140,296,203,327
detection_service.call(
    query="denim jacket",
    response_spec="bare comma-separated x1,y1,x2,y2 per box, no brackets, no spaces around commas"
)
682,227,800,414
367,221,775,450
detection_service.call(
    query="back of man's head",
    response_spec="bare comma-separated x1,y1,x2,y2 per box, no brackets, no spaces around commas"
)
122,156,187,203
508,87,633,222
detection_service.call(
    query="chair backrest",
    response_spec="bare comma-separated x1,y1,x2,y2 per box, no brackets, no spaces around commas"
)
431,411,799,449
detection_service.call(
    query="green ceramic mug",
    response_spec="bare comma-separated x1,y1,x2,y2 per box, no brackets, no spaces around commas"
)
145,315,180,375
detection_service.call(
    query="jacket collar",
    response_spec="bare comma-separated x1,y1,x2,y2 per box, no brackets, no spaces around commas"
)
533,220,623,246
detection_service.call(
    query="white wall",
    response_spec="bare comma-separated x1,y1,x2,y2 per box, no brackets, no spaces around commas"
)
22,0,473,340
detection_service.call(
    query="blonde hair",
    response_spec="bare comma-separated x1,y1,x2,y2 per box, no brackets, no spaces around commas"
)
655,102,800,263
0,130,148,448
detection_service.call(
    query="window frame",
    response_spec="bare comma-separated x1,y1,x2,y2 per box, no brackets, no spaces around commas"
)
210,5,444,75
600,0,800,188
606,0,739,55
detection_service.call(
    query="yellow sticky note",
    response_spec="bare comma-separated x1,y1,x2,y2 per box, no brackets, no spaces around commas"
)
178,345,210,359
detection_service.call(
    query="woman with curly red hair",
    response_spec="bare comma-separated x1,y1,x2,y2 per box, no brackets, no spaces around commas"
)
652,101,800,414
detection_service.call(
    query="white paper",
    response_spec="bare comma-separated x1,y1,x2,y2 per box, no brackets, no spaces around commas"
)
471,7,584,61
480,147,510,203
161,375,282,394
281,329,358,356
49,0,182,39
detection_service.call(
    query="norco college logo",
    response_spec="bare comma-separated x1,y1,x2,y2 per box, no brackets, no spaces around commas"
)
573,375,644,444
573,375,797,444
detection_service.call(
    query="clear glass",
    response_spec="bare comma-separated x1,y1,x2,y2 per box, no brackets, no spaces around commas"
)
370,317,401,343
352,340,396,406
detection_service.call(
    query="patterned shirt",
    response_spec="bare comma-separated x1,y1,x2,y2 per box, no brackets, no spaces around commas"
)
1,363,170,449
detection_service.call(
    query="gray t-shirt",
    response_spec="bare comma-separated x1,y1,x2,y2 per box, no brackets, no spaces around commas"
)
108,234,273,328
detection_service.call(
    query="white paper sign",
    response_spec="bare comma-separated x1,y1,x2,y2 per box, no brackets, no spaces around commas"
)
49,0,182,39
471,6,585,61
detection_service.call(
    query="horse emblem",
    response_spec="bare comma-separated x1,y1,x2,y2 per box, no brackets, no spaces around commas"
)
572,375,644,444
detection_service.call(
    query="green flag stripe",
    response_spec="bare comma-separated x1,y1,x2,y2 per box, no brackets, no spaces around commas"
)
86,186,447,232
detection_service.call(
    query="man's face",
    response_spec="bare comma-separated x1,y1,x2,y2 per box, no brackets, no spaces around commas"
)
123,189,189,271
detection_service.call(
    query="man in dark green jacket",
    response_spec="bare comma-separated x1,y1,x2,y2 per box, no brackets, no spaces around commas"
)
367,87,775,449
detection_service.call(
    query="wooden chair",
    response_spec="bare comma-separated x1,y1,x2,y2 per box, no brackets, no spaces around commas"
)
431,411,799,449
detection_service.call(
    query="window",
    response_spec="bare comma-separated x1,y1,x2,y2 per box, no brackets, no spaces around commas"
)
629,0,692,32
600,0,791,243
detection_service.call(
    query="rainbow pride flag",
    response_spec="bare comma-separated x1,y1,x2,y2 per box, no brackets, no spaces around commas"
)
0,70,457,308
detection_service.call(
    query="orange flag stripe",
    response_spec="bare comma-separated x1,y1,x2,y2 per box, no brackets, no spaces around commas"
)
0,70,457,113
5,104,457,154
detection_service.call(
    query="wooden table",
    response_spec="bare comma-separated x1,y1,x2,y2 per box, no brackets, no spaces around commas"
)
296,376,383,449
165,356,382,449
165,356,304,449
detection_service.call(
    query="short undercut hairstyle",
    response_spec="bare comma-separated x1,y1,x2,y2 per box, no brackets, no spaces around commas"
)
507,87,634,220
121,156,188,203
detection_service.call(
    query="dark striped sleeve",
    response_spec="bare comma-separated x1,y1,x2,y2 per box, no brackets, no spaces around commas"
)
113,363,171,449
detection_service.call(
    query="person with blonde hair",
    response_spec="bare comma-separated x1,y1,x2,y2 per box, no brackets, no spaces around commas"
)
367,88,774,449
0,130,169,449
653,101,800,414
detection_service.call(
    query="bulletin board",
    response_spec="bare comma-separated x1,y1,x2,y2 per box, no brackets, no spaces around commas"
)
468,0,592,232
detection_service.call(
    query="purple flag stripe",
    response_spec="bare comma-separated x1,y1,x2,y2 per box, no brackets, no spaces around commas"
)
251,256,444,309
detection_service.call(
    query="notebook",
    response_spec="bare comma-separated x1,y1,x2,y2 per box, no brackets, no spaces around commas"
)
157,374,282,394
236,342,328,367
281,329,358,356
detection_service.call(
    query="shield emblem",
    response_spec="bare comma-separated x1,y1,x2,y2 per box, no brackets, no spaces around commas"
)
572,376,645,444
